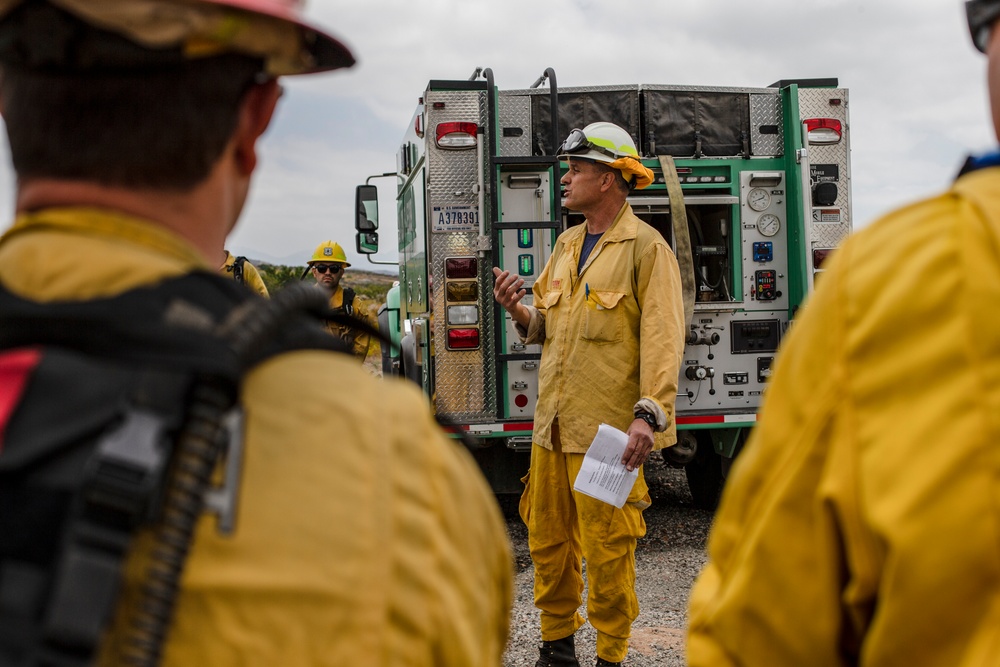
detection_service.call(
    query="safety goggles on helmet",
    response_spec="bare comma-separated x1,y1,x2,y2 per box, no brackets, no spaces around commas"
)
967,0,1000,53
557,128,630,160
313,264,343,274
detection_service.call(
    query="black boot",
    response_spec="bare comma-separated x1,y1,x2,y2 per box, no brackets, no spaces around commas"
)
535,635,580,667
595,658,622,666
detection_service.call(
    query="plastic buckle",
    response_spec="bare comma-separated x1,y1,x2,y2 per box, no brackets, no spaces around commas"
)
83,408,169,527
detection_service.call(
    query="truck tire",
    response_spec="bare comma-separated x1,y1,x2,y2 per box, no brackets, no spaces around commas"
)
685,431,724,511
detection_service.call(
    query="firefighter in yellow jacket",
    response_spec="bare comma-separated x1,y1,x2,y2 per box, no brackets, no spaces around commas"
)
493,122,684,667
0,2,512,666
306,240,377,361
220,249,270,297
688,3,1000,665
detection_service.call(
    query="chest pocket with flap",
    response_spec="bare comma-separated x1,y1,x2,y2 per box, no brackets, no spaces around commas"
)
583,290,626,343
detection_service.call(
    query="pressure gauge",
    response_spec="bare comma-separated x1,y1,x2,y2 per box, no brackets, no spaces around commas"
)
747,187,771,212
756,213,781,237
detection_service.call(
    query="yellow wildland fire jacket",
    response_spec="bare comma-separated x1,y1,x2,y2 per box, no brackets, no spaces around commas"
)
0,207,513,667
220,250,269,298
323,285,378,361
688,167,1000,667
518,203,684,452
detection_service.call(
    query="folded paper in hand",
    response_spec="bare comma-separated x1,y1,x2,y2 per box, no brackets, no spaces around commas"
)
573,423,638,508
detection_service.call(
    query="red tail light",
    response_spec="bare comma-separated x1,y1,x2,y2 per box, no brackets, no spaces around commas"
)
445,257,478,278
813,248,834,269
436,122,478,149
447,328,480,350
804,118,842,145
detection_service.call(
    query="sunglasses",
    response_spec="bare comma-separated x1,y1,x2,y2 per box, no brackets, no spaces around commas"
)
967,0,1000,53
557,128,626,160
313,264,343,274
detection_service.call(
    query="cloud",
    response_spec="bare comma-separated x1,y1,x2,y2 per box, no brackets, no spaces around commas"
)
228,97,401,266
1,0,996,256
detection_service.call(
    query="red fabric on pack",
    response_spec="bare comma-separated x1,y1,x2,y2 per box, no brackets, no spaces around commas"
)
0,347,42,453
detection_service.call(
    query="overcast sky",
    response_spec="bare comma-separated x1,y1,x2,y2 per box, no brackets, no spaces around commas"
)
0,0,995,269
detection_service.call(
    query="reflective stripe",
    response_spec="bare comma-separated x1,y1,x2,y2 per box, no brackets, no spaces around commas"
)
677,414,758,425
586,134,638,157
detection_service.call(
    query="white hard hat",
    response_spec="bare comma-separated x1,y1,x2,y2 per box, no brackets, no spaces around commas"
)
557,121,639,165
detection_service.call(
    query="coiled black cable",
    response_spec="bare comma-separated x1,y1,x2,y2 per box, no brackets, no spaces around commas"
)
121,380,232,667
222,282,332,359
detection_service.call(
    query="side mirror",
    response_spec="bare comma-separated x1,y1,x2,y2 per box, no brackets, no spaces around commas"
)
355,184,380,255
355,185,379,232
357,231,379,255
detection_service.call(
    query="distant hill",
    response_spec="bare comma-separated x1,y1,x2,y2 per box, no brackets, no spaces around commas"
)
349,270,399,286
252,261,397,303
233,248,399,276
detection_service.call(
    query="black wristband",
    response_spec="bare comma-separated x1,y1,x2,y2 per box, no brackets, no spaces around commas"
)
635,411,657,429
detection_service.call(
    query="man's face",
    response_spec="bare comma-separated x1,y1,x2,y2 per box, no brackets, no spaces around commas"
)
311,262,345,291
560,158,614,212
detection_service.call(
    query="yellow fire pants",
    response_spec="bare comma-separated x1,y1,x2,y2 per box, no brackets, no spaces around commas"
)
520,442,650,663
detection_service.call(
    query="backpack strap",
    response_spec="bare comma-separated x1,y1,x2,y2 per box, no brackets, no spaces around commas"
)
341,286,355,317
232,256,247,285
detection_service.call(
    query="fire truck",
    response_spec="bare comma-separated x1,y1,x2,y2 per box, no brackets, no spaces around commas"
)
354,67,852,508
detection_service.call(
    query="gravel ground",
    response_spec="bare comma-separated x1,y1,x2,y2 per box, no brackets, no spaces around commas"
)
501,450,714,667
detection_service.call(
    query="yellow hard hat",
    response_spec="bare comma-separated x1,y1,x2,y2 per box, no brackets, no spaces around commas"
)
0,0,354,76
308,241,350,266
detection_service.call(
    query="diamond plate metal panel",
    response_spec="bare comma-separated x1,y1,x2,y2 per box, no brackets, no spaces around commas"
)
425,89,497,422
498,92,531,157
749,92,783,157
798,88,852,248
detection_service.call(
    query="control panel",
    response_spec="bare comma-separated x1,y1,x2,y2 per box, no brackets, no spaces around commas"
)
672,170,794,412
678,312,785,411
741,171,789,311
754,269,777,301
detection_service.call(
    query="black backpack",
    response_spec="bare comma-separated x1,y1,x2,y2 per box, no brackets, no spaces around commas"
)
0,272,351,667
